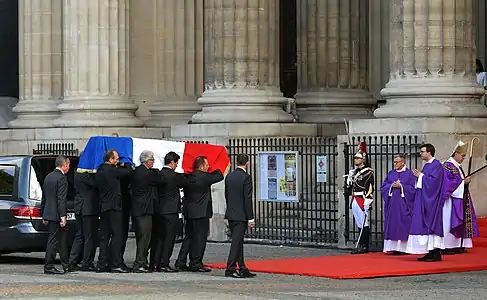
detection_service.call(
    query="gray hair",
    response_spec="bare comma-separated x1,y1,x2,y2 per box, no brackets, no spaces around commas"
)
394,153,407,160
55,155,69,168
140,150,154,163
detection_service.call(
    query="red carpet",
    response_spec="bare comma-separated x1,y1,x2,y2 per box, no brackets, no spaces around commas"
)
206,218,487,279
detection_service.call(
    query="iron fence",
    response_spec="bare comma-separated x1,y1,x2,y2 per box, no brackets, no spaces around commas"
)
227,137,338,246
343,135,421,249
33,143,80,156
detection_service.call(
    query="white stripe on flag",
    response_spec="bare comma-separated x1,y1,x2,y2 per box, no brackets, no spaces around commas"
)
131,138,186,173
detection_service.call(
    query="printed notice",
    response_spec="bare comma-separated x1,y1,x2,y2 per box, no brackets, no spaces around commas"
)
258,151,299,202
316,155,327,183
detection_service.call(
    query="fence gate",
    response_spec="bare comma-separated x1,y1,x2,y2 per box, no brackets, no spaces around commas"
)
343,135,421,249
227,137,338,246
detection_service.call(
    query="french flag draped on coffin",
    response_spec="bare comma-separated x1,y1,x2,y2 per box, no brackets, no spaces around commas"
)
77,136,230,174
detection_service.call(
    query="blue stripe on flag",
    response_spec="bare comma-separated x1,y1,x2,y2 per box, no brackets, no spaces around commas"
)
77,136,134,172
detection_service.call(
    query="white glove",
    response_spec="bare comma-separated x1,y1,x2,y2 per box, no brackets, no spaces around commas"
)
364,204,370,212
346,169,354,186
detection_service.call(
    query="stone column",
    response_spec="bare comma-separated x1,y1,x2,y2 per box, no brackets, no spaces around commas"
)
295,0,374,124
146,0,203,128
375,0,487,118
54,0,143,127
9,0,62,128
191,0,293,123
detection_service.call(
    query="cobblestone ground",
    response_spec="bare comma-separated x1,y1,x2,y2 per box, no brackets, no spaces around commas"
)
0,238,485,299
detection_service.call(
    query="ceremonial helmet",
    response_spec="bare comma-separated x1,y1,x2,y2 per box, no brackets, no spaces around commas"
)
354,142,367,159
452,140,468,156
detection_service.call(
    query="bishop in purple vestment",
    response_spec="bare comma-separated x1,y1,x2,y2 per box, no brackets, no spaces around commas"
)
381,154,416,254
441,141,479,254
406,143,445,262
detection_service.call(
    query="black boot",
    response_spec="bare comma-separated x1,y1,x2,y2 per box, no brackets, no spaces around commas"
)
351,227,370,254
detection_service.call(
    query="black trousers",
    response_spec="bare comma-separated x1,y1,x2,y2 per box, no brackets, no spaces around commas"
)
98,211,124,268
44,221,68,270
226,220,248,271
133,215,152,269
188,218,210,270
160,214,179,266
120,205,131,263
81,215,99,267
68,214,84,265
175,217,194,267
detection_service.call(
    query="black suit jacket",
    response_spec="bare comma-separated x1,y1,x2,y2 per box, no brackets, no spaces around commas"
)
183,169,224,220
95,163,133,213
156,167,187,215
130,165,162,217
41,169,68,222
224,168,254,221
74,172,99,216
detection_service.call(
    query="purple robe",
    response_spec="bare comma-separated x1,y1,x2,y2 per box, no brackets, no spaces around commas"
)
381,168,416,241
409,159,445,236
442,161,479,238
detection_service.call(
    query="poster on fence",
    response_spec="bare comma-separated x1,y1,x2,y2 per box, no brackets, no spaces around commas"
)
257,151,299,202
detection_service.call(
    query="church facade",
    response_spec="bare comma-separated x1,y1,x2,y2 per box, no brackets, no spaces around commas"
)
1,0,487,220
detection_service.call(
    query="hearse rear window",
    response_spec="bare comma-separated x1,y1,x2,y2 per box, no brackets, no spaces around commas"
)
0,165,15,196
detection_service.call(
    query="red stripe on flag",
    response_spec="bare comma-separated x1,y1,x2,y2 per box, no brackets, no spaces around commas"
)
181,143,230,174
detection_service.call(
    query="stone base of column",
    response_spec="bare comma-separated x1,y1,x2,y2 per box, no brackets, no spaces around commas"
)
53,97,144,127
296,89,375,123
191,88,294,123
342,116,487,217
8,99,60,128
375,78,487,118
171,123,317,138
146,98,200,128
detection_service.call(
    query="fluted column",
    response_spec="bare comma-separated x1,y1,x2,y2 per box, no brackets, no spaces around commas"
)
375,0,487,118
54,0,143,127
191,0,292,124
9,0,62,128
295,0,374,124
146,0,203,128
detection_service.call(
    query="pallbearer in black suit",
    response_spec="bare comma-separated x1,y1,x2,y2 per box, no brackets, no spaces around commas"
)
74,170,99,272
151,151,187,272
131,150,162,273
178,156,228,272
95,150,133,273
224,154,256,278
41,155,70,275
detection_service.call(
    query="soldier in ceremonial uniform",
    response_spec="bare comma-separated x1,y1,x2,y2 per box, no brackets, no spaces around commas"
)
346,142,375,254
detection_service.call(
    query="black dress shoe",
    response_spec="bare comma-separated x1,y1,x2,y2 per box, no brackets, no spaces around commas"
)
225,270,244,278
351,247,369,254
240,269,256,278
160,266,179,273
67,264,80,272
134,266,151,273
96,265,110,273
174,264,190,271
191,267,211,272
44,267,65,275
80,265,97,272
111,266,130,273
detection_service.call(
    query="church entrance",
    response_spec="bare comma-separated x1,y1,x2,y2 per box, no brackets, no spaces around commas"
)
279,0,297,99
0,0,19,98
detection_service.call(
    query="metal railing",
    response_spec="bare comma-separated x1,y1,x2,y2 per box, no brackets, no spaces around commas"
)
227,137,338,246
33,143,80,156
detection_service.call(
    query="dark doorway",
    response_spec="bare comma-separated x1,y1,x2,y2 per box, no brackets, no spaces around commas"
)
279,0,297,98
0,0,19,98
